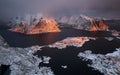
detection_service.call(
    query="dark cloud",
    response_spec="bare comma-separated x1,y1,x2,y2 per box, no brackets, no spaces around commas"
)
0,0,120,21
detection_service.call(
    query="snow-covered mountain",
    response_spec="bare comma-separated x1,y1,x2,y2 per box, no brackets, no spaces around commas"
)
10,13,43,27
56,14,109,31
9,14,61,34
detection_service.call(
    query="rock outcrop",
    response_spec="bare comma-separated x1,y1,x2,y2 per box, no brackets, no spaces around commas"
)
10,17,61,34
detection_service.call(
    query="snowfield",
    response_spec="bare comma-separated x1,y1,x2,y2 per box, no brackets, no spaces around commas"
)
0,36,54,75
78,48,120,75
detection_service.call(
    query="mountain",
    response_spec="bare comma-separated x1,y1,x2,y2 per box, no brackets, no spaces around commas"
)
57,14,109,31
56,15,91,30
27,17,61,34
10,15,61,34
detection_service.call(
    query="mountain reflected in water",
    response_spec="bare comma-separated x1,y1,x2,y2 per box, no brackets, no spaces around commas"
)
0,28,113,47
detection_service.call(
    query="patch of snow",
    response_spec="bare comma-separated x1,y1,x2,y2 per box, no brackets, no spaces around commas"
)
80,14,93,21
78,48,120,75
116,37,120,39
104,37,114,41
106,48,120,58
39,67,55,75
61,65,67,69
111,30,120,37
42,56,51,64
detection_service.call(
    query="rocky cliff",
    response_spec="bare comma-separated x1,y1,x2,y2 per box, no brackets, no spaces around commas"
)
10,17,61,34
57,15,109,31
90,20,109,31
27,17,61,34
80,15,109,31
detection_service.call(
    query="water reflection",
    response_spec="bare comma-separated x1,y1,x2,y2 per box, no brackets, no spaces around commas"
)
29,32,60,45
0,30,60,47
0,28,115,47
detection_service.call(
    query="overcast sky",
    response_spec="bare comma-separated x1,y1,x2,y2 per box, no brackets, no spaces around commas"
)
0,0,120,21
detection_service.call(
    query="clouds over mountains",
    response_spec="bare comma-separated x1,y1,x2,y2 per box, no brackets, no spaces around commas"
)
0,0,120,20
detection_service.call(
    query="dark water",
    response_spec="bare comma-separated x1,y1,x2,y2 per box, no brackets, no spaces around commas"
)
0,65,10,75
0,28,113,47
36,47,103,75
35,37,120,75
0,27,120,75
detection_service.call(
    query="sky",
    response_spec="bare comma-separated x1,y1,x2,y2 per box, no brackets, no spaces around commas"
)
0,0,120,21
